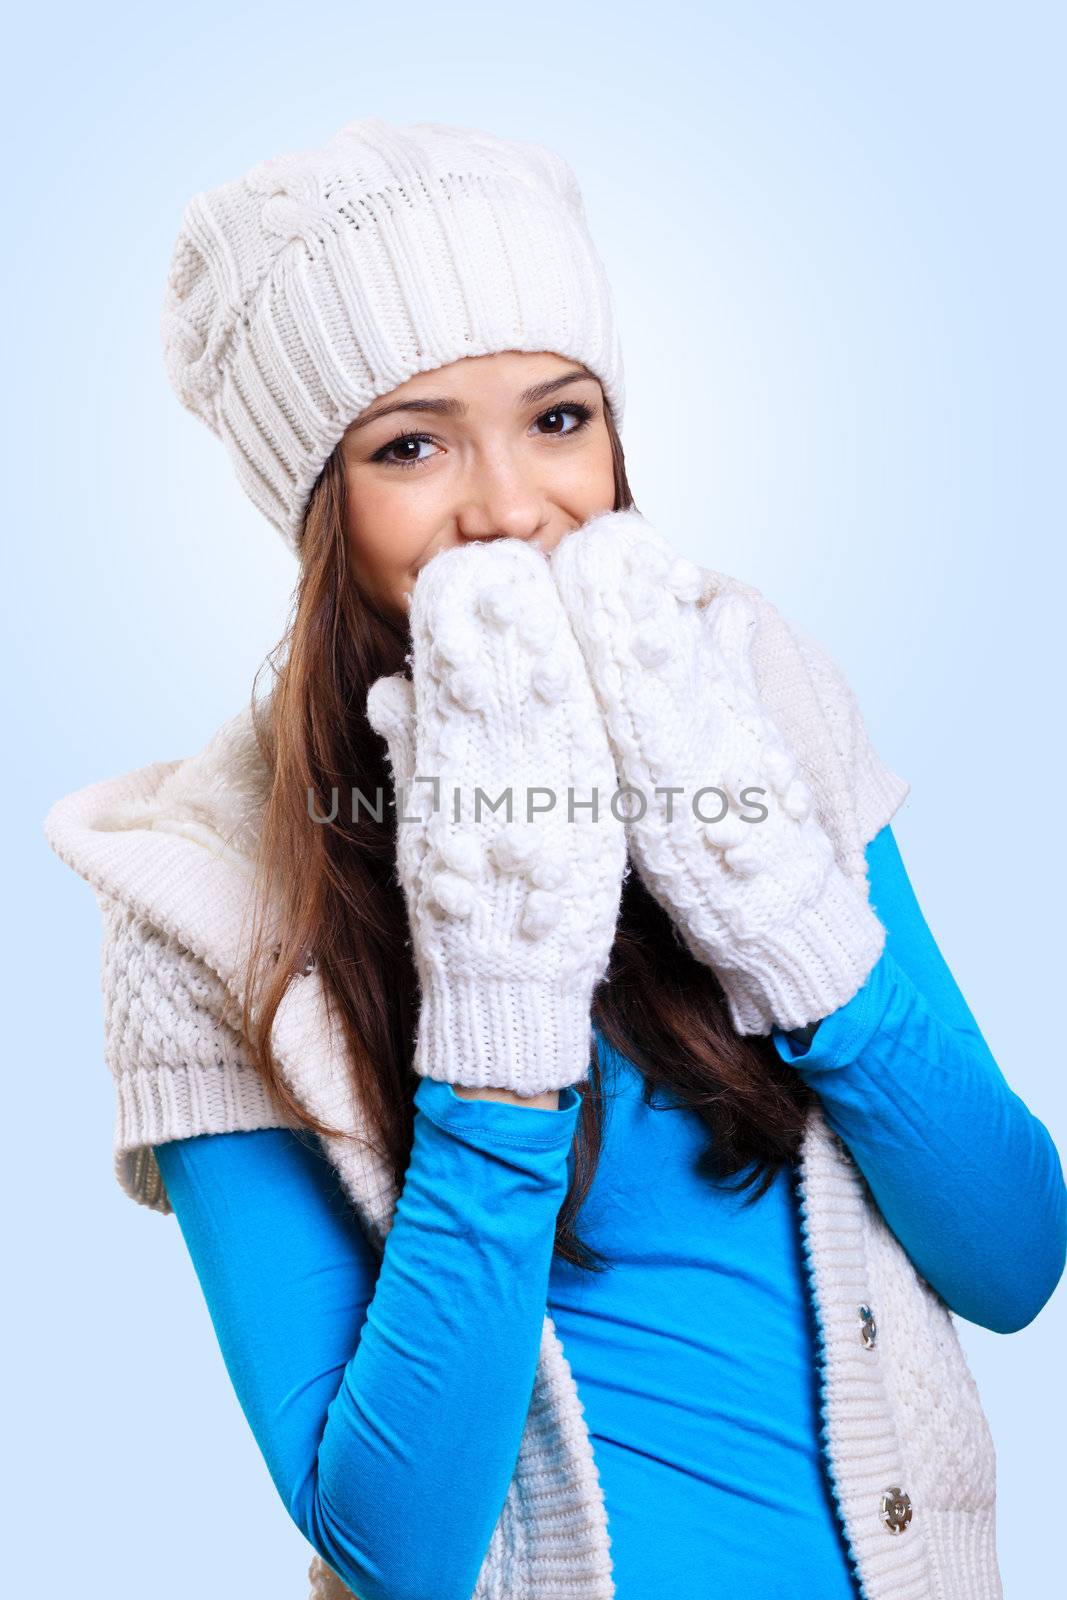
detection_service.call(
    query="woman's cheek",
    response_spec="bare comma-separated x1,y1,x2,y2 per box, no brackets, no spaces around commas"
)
556,440,615,514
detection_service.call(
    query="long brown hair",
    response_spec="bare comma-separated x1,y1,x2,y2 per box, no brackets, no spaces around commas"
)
238,397,815,1271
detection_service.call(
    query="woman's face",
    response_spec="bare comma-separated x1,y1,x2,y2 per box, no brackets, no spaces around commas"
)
339,350,616,621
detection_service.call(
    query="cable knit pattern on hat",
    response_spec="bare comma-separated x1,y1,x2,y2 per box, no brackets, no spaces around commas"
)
550,509,887,1034
366,537,628,1094
160,117,626,556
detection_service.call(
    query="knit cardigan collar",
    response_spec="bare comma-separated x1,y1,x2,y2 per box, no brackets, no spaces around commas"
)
42,565,1002,1600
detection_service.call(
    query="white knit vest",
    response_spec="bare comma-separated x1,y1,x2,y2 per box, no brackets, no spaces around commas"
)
41,566,1002,1600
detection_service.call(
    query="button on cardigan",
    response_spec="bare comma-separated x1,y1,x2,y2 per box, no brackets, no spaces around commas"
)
150,824,1066,1599
41,559,1034,1597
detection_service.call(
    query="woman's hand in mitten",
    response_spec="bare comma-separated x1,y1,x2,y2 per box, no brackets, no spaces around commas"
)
549,508,885,1036
366,538,628,1096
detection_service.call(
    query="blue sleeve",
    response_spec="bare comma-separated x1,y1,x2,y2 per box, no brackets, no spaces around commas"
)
153,1077,581,1600
771,823,1067,1333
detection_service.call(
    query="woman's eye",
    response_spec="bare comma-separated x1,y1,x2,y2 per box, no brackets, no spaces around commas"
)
536,403,593,436
372,434,438,469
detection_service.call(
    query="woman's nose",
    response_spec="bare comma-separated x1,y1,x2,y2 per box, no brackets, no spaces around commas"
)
453,463,548,547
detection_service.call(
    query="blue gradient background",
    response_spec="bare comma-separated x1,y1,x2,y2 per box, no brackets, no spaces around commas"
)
11,2,1064,1594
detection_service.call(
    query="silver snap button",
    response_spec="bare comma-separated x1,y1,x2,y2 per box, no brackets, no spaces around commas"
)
880,1487,913,1534
859,1303,877,1349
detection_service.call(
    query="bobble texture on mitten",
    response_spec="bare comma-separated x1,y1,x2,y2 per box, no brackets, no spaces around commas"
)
551,509,886,1034
367,538,628,1094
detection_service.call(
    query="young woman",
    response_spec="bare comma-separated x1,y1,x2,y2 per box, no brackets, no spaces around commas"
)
43,116,1065,1600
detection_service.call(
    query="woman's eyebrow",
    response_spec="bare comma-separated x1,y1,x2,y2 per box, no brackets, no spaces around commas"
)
347,369,594,432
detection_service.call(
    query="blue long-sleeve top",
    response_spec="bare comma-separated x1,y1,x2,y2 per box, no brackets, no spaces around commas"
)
153,825,1067,1600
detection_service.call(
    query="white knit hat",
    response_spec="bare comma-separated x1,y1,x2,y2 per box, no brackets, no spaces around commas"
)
160,116,627,558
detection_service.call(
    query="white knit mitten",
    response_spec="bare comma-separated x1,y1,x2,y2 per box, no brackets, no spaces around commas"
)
550,509,886,1035
366,538,628,1094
